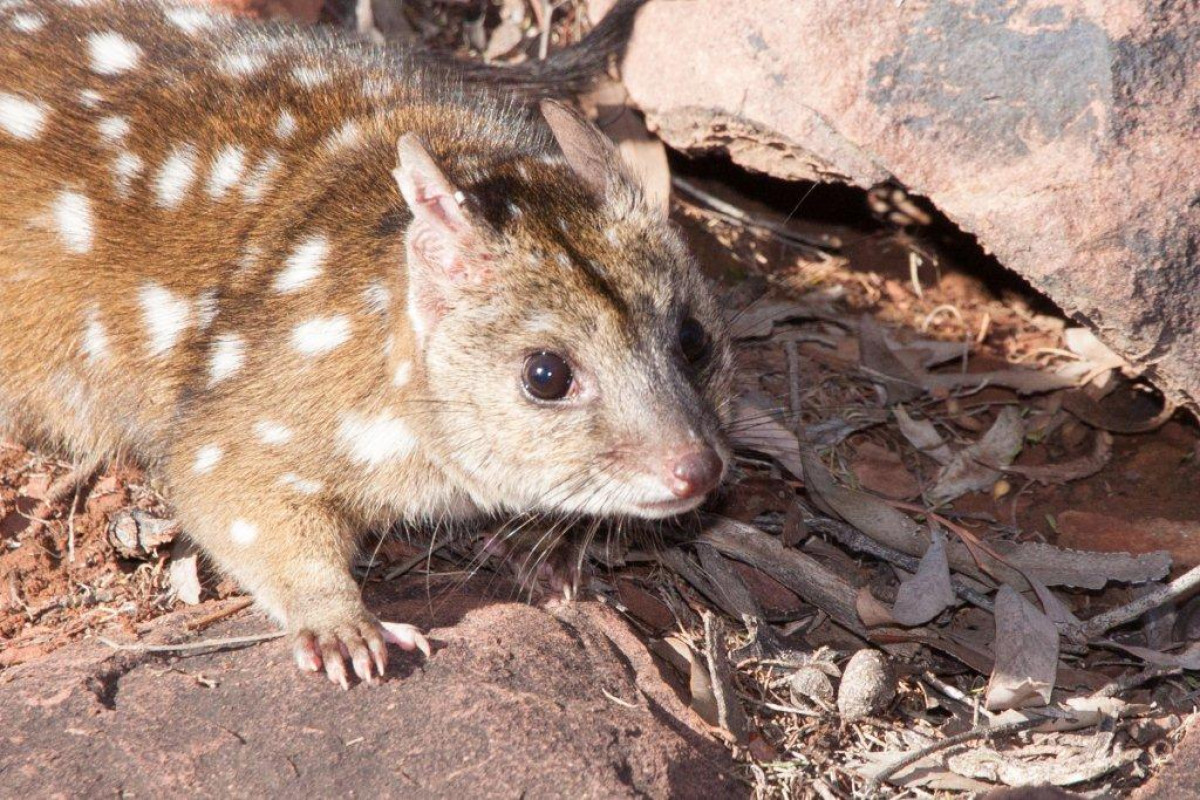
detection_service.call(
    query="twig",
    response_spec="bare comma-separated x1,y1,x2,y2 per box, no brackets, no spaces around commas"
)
863,714,1046,795
98,631,283,653
1075,562,1200,641
184,597,254,632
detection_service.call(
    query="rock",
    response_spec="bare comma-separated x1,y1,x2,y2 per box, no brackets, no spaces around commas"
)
107,509,180,559
0,576,738,798
595,0,1200,411
837,649,895,721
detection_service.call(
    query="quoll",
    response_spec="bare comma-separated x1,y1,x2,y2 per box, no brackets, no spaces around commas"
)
0,0,735,687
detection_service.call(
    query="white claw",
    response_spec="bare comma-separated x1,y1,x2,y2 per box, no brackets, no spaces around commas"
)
380,621,431,658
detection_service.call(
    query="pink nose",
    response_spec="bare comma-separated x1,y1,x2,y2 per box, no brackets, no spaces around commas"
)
666,447,724,499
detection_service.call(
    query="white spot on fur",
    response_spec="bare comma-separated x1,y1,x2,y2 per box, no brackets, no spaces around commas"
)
87,31,141,75
154,144,198,209
337,411,416,466
254,420,293,445
82,306,109,364
242,151,280,203
138,282,192,356
0,93,47,140
274,109,297,139
208,333,243,385
279,473,322,495
323,120,361,151
392,360,413,388
292,65,330,87
11,11,46,32
230,518,258,546
274,234,327,293
97,115,129,143
516,163,530,180
291,315,350,356
218,51,266,78
164,6,217,34
195,290,218,329
605,229,619,247
193,443,222,474
362,281,390,314
78,89,104,109
506,202,523,219
112,151,143,198
207,144,245,200
52,190,93,254
556,218,570,233
555,252,571,267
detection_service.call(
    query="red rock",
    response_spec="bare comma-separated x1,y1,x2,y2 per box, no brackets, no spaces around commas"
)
0,576,737,797
594,0,1200,412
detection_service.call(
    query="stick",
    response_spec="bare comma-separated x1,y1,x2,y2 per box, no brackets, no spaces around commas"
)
99,631,283,653
863,714,1045,795
184,597,254,632
1075,562,1200,641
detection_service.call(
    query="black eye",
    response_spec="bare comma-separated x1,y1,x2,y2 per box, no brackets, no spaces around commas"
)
679,317,709,363
523,351,573,401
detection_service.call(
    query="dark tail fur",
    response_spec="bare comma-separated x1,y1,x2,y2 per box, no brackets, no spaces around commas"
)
456,0,649,97
386,0,650,99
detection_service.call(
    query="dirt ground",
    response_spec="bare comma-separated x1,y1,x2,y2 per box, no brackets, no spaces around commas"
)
3,1,1199,797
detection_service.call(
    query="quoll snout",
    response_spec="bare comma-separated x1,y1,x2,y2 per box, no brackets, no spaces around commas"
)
664,445,724,500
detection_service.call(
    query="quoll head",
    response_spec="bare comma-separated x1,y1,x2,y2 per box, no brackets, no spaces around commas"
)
392,102,734,519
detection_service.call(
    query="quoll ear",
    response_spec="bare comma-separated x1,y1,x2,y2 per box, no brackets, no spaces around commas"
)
393,134,489,345
540,100,620,199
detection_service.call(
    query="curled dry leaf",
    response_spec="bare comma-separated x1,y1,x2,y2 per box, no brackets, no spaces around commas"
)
985,586,1059,711
1006,430,1112,485
891,528,958,626
1060,389,1174,434
929,406,1025,505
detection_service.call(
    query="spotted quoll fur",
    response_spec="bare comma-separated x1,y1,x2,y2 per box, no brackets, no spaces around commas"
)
0,0,735,686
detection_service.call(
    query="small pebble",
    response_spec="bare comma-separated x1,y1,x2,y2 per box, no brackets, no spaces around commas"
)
837,649,896,721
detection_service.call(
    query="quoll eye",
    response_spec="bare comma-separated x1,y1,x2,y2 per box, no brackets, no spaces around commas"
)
523,351,574,401
679,316,709,363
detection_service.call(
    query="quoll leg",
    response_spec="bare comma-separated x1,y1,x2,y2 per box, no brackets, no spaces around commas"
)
168,455,429,688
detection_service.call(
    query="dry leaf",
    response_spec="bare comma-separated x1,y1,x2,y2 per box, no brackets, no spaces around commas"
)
947,739,1140,787
985,586,1059,711
727,299,820,340
730,396,803,480
1107,641,1200,670
895,405,954,465
858,315,924,403
1061,389,1174,434
929,406,1025,505
168,538,203,606
849,441,920,499
1006,430,1112,485
892,528,957,626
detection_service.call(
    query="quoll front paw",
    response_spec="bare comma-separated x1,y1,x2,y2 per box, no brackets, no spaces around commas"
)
292,615,430,690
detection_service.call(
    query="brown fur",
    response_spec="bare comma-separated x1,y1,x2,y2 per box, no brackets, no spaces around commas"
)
0,0,733,684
